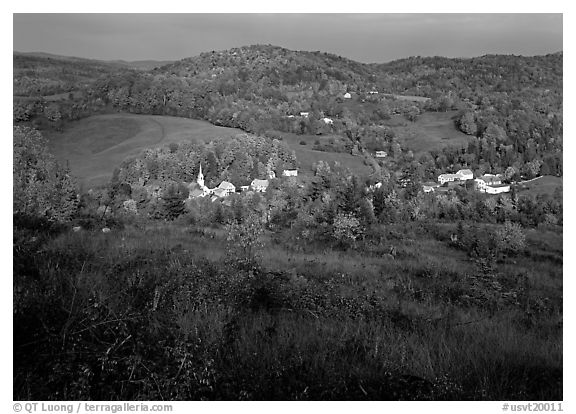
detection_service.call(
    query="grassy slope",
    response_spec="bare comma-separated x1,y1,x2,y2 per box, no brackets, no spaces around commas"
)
13,220,563,400
274,131,371,177
46,112,372,188
342,97,472,154
386,111,472,154
45,114,243,189
516,176,563,197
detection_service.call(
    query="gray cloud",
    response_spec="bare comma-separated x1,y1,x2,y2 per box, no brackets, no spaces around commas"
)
13,13,562,63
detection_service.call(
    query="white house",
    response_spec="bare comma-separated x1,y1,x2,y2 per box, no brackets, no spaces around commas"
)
343,92,352,99
282,169,298,177
485,184,510,194
323,117,333,125
217,181,236,196
375,151,387,158
423,185,435,193
438,173,461,185
369,90,379,95
300,112,309,118
251,179,270,192
474,178,488,192
212,188,228,199
480,174,502,186
475,177,509,194
456,169,474,181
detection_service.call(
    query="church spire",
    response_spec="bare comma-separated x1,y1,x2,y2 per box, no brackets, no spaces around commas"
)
197,163,205,188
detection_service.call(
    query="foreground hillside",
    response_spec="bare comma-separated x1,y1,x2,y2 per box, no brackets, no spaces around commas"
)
14,218,562,400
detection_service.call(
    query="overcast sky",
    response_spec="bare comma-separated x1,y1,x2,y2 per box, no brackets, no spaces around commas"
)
13,14,562,63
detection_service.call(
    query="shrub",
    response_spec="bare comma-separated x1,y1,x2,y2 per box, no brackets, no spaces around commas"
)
225,214,264,269
494,221,526,255
332,212,363,247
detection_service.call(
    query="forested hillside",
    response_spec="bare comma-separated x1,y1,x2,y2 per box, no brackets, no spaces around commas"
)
14,45,563,180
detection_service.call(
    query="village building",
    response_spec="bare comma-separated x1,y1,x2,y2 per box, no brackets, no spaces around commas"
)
438,173,462,185
375,151,387,158
456,169,474,181
474,174,506,193
369,90,379,94
300,112,309,118
422,182,439,193
323,117,333,125
343,92,352,99
485,184,511,194
480,173,503,185
217,181,236,196
282,169,298,177
251,179,270,192
211,188,228,199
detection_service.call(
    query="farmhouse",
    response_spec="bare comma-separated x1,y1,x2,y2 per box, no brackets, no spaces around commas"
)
422,182,439,193
282,169,298,177
251,179,269,192
211,188,228,199
217,181,236,196
438,173,461,185
323,117,334,125
300,112,310,118
480,173,503,186
343,92,352,99
456,169,474,181
375,151,387,158
485,184,510,194
438,169,474,185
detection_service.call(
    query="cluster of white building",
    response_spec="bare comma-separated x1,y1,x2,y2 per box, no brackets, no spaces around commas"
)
424,169,510,195
186,164,298,202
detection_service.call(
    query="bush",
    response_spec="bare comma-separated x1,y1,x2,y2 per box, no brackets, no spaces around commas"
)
332,212,363,248
494,221,526,255
225,214,264,269
299,140,307,145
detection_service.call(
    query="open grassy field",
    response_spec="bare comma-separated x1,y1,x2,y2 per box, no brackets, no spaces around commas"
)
45,113,243,189
385,111,473,154
340,98,473,154
516,176,563,197
267,130,373,178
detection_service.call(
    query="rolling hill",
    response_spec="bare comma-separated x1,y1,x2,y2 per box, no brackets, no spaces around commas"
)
45,114,243,189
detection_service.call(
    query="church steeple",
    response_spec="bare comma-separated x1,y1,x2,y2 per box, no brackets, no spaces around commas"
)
197,163,205,188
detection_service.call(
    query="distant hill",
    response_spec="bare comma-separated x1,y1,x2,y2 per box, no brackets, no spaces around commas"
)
14,51,173,69
108,59,175,70
13,51,129,97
